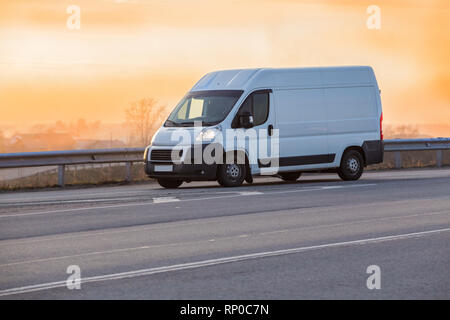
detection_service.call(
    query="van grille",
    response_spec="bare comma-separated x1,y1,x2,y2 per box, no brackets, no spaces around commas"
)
150,149,183,162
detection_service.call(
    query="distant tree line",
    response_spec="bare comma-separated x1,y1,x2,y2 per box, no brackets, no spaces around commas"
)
29,119,102,138
383,124,431,139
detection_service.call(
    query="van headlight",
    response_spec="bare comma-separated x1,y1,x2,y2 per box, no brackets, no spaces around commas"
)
195,127,221,142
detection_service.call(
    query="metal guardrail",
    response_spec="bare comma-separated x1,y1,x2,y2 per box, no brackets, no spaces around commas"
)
0,138,448,187
383,138,450,151
383,138,450,169
0,148,145,186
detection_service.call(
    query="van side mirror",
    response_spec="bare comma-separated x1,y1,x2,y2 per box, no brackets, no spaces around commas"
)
239,111,254,128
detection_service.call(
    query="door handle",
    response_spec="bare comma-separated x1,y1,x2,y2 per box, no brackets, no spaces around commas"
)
268,124,274,136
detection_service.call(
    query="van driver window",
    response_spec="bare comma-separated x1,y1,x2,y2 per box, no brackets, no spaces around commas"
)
240,96,252,114
233,91,270,128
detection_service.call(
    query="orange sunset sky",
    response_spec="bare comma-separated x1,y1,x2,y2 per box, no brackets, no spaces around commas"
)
0,0,449,136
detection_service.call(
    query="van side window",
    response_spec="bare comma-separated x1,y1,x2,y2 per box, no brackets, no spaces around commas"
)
253,92,269,126
232,91,270,128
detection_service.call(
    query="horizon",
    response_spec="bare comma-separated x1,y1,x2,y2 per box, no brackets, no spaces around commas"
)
1,0,449,139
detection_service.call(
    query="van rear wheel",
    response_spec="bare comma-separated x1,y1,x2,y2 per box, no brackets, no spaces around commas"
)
279,172,302,182
157,179,183,189
338,150,364,181
217,163,246,187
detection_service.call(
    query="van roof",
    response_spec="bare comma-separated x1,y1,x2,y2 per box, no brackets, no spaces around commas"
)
190,66,377,92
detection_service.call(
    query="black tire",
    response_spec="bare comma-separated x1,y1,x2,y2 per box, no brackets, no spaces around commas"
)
217,163,246,187
157,179,183,189
279,172,302,182
337,150,364,181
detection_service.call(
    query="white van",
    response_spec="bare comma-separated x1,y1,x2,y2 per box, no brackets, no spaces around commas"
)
144,66,383,188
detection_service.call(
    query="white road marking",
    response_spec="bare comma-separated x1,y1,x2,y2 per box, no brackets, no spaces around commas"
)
266,183,376,195
0,227,449,297
1,207,447,250
0,201,154,218
0,188,153,202
0,183,377,218
152,197,179,203
0,198,135,206
239,191,263,196
0,246,155,268
0,189,238,203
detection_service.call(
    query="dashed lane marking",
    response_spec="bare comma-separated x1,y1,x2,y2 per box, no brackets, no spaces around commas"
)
152,197,180,203
0,183,376,218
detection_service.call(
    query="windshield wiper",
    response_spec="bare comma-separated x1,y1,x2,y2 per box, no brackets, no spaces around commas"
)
201,121,218,126
178,121,195,127
165,120,217,127
165,120,194,127
164,119,177,127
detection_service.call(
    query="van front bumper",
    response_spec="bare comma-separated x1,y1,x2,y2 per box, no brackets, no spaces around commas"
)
145,162,218,181
145,144,222,181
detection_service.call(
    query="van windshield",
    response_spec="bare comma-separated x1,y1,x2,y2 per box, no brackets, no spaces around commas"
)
165,90,243,127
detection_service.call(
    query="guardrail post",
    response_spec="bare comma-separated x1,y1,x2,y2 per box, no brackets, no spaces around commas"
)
436,150,443,168
58,165,65,187
125,162,132,182
394,152,402,169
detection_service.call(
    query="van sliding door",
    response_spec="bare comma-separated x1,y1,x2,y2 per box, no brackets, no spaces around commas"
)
271,88,332,170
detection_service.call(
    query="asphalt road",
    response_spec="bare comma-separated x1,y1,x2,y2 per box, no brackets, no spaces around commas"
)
0,168,449,299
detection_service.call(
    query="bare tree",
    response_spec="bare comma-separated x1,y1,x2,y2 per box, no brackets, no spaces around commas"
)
125,98,166,146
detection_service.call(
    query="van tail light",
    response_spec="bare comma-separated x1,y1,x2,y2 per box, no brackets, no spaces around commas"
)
380,112,383,141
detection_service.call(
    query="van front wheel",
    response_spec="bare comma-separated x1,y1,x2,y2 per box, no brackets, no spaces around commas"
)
338,150,364,181
157,179,183,189
217,163,246,187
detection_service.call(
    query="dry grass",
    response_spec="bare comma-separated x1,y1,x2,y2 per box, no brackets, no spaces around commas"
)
0,163,150,191
368,150,450,170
